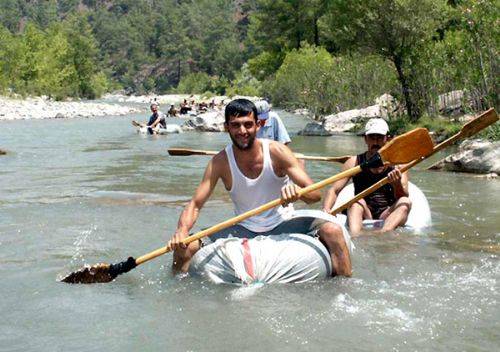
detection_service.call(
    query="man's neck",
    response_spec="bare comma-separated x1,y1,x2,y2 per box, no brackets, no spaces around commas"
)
232,139,262,162
365,150,377,159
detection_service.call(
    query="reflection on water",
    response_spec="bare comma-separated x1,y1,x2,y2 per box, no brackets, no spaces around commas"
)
0,111,498,351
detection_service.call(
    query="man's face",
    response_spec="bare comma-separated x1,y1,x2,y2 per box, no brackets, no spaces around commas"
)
364,134,388,153
150,105,158,113
225,113,260,150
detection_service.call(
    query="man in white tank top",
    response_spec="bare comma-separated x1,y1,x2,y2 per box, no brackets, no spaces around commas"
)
168,99,352,277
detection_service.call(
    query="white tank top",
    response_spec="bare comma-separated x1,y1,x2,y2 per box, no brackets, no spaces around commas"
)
226,139,294,232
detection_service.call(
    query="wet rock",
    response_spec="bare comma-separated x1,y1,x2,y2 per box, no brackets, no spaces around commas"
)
321,94,397,133
293,108,312,117
298,122,332,136
438,90,464,115
429,139,500,174
0,149,6,155
182,111,225,132
55,113,65,119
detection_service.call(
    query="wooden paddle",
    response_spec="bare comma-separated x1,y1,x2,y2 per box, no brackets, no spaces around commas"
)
330,108,498,216
132,120,145,128
61,127,433,284
168,148,351,163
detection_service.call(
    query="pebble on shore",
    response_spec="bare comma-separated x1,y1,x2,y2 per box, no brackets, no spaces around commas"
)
0,95,142,120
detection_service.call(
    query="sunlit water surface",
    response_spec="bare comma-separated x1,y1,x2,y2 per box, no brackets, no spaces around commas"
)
0,109,498,351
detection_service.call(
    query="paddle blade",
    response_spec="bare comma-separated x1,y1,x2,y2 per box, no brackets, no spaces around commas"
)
60,257,137,284
460,108,498,138
379,128,434,164
168,148,198,156
60,263,115,284
168,148,217,156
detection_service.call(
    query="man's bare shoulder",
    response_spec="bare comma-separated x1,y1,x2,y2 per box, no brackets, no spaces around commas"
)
211,149,229,170
269,140,294,160
344,155,358,168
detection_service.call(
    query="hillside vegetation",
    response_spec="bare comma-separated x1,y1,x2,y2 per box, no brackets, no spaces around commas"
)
0,0,497,123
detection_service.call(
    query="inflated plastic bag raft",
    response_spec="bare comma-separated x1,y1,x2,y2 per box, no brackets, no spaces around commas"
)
334,181,431,231
189,210,353,284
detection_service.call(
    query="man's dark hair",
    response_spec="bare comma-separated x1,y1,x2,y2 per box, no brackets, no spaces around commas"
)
224,99,258,124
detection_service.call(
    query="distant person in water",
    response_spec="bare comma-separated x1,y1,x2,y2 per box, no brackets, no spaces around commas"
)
146,103,166,133
254,100,291,145
180,99,192,115
322,118,411,236
168,104,178,117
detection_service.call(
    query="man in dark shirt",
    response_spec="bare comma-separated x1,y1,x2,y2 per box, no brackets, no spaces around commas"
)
322,118,411,236
147,103,166,132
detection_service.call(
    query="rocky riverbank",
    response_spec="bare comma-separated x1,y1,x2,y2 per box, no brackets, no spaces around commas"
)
0,95,142,120
297,94,397,135
428,139,499,176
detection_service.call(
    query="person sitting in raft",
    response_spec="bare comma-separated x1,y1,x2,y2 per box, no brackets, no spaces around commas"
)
322,118,411,236
146,103,167,134
167,104,177,117
179,99,191,115
255,100,291,145
167,98,352,277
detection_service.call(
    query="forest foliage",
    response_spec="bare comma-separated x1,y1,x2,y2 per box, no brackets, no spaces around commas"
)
0,0,497,119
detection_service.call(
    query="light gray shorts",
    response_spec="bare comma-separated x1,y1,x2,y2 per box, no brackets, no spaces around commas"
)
203,210,353,254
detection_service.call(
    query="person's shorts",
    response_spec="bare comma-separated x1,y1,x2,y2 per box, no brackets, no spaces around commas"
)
202,209,354,254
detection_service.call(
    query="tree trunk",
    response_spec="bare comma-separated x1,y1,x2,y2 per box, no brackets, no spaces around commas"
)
313,16,319,46
176,58,181,85
393,54,420,122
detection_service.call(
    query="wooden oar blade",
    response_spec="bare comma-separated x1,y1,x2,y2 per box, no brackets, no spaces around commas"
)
460,108,498,138
168,148,193,156
168,148,217,156
380,128,434,164
61,257,137,284
60,263,116,284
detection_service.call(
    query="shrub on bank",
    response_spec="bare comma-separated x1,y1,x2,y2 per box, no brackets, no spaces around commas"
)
266,45,399,117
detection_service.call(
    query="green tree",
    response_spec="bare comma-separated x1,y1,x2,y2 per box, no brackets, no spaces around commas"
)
269,45,398,115
324,0,448,121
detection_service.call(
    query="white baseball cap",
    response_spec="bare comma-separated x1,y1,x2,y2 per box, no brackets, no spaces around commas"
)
255,100,270,120
365,118,389,135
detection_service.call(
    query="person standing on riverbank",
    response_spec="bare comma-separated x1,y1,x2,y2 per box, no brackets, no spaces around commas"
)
255,100,291,145
167,98,352,277
322,118,411,236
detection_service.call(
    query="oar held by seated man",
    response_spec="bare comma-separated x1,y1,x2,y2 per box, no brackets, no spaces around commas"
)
168,98,353,277
323,118,411,236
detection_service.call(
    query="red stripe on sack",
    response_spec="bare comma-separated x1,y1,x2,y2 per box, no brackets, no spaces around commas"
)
242,238,255,280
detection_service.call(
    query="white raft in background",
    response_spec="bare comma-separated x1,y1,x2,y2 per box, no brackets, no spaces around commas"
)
333,181,431,230
137,124,182,135
190,210,353,284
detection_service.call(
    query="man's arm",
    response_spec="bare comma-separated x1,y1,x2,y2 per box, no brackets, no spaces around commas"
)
149,115,162,128
270,142,320,204
322,156,357,212
274,115,291,144
168,156,221,249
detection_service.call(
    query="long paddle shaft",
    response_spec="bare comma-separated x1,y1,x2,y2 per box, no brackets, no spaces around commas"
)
61,127,433,283
168,148,351,163
330,108,498,215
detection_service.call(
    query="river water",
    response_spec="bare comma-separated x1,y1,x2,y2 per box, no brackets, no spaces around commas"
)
0,109,498,351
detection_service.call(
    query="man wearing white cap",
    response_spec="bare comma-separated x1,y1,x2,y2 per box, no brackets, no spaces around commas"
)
255,100,291,145
322,118,411,236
